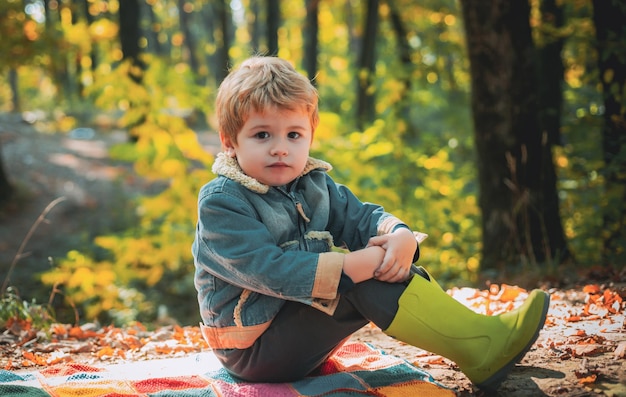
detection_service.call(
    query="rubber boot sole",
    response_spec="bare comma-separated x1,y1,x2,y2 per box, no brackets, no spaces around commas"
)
475,290,551,392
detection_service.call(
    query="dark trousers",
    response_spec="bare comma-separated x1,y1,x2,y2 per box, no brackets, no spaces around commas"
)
213,279,407,382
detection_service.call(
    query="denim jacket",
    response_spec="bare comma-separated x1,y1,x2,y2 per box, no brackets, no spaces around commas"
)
192,153,419,350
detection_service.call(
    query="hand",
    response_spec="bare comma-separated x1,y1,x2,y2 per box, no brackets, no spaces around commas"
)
343,246,385,283
367,227,417,283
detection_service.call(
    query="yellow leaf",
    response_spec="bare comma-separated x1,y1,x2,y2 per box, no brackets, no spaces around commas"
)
160,158,185,177
363,141,394,159
89,19,119,41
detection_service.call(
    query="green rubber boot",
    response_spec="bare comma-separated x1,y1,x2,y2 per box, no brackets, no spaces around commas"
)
385,267,550,391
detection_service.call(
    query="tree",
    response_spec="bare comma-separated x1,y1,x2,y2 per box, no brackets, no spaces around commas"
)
460,0,566,270
356,0,380,128
536,0,570,262
592,0,626,264
385,0,416,139
1,1,39,110
80,0,98,75
0,0,43,204
538,0,565,148
118,0,144,83
178,0,200,80
0,141,12,205
303,0,319,84
267,0,280,55
214,0,231,85
118,0,146,139
144,1,164,56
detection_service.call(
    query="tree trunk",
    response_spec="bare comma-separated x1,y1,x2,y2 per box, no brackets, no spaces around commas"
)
304,0,319,84
248,1,262,53
118,0,144,83
81,0,98,72
145,1,164,56
386,0,411,91
178,0,200,79
356,0,379,129
538,0,564,147
214,0,231,85
537,0,570,262
0,140,13,205
43,0,69,102
386,0,417,140
460,0,563,270
267,0,280,56
592,0,626,264
9,68,19,112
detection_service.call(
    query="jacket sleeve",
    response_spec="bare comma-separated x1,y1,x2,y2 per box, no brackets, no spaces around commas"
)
325,176,414,253
193,186,343,303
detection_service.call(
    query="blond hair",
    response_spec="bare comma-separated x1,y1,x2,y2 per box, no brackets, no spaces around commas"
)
216,56,319,144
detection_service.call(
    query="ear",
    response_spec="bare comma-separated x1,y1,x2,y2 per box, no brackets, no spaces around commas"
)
219,131,236,158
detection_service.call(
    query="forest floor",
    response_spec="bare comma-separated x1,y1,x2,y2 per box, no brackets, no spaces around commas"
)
0,112,625,396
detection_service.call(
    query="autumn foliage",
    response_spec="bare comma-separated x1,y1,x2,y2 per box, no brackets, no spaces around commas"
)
2,281,623,390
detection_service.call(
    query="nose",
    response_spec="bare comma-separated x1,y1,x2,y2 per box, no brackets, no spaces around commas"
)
270,142,288,156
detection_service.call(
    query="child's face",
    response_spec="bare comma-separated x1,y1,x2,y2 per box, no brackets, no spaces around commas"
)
221,106,314,187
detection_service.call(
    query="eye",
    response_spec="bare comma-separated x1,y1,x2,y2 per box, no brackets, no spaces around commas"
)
287,131,301,139
254,131,270,139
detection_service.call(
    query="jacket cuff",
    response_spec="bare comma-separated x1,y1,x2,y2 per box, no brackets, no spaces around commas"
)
313,252,344,299
377,215,406,235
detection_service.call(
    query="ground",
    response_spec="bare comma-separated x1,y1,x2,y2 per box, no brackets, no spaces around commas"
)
0,113,625,396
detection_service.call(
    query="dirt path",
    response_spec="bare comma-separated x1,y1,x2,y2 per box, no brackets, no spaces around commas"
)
0,113,624,396
1,113,138,297
350,286,626,396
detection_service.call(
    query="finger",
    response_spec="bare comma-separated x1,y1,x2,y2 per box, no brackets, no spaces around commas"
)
373,261,389,279
386,267,407,283
375,252,393,275
377,261,401,282
366,235,386,248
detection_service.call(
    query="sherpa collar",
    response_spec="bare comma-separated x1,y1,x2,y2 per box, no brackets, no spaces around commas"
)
211,152,333,194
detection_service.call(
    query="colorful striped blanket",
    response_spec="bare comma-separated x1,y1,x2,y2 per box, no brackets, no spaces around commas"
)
0,342,455,396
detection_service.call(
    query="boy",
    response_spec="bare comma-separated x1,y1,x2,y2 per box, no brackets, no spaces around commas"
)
192,56,549,391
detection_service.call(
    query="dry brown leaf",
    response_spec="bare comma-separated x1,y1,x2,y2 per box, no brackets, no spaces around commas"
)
426,356,448,366
570,344,603,357
498,284,525,302
578,374,597,385
96,346,115,359
583,284,600,294
22,351,47,366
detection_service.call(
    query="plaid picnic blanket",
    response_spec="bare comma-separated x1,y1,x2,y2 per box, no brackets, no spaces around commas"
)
0,342,455,396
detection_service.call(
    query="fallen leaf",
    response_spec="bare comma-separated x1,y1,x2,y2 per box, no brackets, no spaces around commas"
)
570,344,603,357
498,284,525,302
7,318,32,335
578,374,597,385
426,356,448,366
51,324,68,337
22,351,48,366
583,284,600,294
96,346,115,359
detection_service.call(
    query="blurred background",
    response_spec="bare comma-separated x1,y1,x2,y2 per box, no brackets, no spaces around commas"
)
0,0,624,327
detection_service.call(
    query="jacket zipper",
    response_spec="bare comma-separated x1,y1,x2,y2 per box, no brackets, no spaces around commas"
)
276,184,310,250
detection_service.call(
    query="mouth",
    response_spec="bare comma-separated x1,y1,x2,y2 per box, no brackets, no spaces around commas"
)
268,162,289,168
